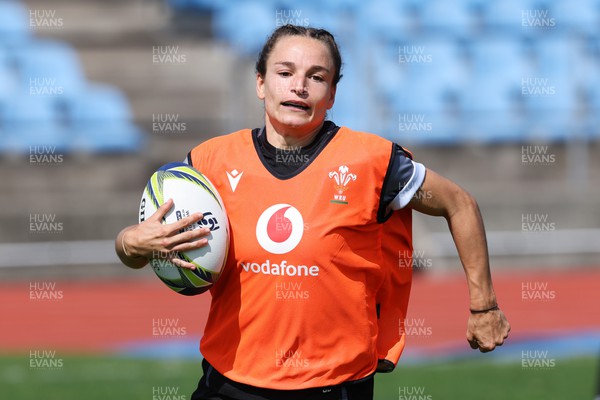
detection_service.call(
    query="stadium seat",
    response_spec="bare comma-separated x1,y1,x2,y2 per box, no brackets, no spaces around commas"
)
356,0,412,42
573,36,600,112
319,0,363,13
0,45,10,65
212,1,275,55
369,41,406,104
329,53,372,132
172,0,234,12
168,0,209,12
466,37,530,80
392,75,463,145
418,0,474,35
401,38,467,85
2,94,70,154
0,62,18,110
551,0,598,33
164,0,599,146
0,1,31,46
588,82,600,139
0,46,18,105
459,74,527,143
523,75,577,142
523,37,578,141
13,40,85,102
531,37,571,77
67,84,143,153
0,127,5,153
0,58,8,152
482,0,550,32
462,37,531,141
462,39,526,138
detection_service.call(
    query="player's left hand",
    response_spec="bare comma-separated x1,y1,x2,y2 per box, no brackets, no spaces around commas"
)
466,309,510,352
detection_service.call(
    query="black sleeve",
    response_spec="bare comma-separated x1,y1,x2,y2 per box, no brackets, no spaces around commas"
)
377,144,425,223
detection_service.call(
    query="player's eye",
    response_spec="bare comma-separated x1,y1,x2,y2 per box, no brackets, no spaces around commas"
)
278,71,292,77
310,75,324,82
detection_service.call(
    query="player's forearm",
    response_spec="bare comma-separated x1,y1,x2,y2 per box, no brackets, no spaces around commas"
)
115,226,148,269
445,192,497,310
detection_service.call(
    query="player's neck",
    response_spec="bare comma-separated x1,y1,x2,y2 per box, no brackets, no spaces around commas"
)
265,119,323,150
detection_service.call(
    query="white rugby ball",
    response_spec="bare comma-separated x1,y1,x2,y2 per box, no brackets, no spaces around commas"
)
139,162,229,295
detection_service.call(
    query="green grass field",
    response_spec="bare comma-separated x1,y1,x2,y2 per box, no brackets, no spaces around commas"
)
0,355,596,400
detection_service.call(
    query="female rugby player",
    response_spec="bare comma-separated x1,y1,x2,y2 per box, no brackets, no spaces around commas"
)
116,25,510,400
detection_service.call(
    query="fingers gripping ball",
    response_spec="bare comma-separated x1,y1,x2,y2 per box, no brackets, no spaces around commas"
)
139,162,230,295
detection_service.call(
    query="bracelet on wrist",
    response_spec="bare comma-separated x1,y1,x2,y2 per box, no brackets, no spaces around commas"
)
470,304,499,314
122,231,133,257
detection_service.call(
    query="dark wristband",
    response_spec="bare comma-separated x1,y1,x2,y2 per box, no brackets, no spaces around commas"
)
470,304,499,314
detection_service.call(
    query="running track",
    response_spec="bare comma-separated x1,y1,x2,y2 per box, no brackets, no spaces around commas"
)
2,268,599,360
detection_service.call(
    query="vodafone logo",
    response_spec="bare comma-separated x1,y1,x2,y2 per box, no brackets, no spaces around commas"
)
256,204,304,254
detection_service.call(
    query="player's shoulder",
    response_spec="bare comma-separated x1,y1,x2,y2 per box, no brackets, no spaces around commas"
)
338,126,415,161
336,126,397,159
191,129,253,155
338,126,392,146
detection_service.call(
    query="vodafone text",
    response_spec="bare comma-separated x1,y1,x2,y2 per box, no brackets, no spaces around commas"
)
240,259,319,277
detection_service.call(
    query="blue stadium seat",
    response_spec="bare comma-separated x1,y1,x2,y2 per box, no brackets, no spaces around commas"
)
67,84,143,153
587,46,600,111
212,2,275,55
0,62,18,109
13,40,85,101
400,39,467,86
0,46,18,108
328,53,372,132
357,0,412,42
0,44,11,65
459,74,527,143
390,40,467,146
522,74,577,142
531,37,571,77
462,37,529,140
551,0,598,33
419,0,474,35
165,0,598,146
318,0,363,13
574,36,600,113
482,0,550,32
466,37,529,80
0,127,5,153
370,41,406,104
168,0,233,12
438,38,528,142
2,94,69,153
523,37,578,141
272,0,358,13
168,0,206,12
0,1,31,46
392,75,463,145
460,41,523,140
588,80,600,139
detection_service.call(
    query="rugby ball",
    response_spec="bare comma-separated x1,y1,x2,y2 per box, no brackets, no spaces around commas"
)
139,162,229,296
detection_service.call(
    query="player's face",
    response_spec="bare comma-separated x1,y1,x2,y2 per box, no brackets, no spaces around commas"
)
256,35,336,137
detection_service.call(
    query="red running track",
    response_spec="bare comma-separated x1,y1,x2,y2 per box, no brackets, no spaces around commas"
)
1,268,599,353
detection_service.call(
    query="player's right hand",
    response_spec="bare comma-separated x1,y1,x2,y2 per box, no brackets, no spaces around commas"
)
466,308,511,353
122,198,210,270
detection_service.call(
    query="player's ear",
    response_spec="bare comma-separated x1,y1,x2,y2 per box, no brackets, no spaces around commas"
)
256,73,265,100
326,84,336,110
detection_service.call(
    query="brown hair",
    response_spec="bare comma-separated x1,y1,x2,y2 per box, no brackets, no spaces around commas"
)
256,24,343,87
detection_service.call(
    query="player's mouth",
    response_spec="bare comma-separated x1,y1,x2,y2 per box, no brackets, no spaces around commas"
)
281,101,310,111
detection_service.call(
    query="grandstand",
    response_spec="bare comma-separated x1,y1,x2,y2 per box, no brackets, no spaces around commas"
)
1,0,599,271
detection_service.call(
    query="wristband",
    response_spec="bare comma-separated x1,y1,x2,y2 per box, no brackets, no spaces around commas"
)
470,304,499,314
122,231,132,257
